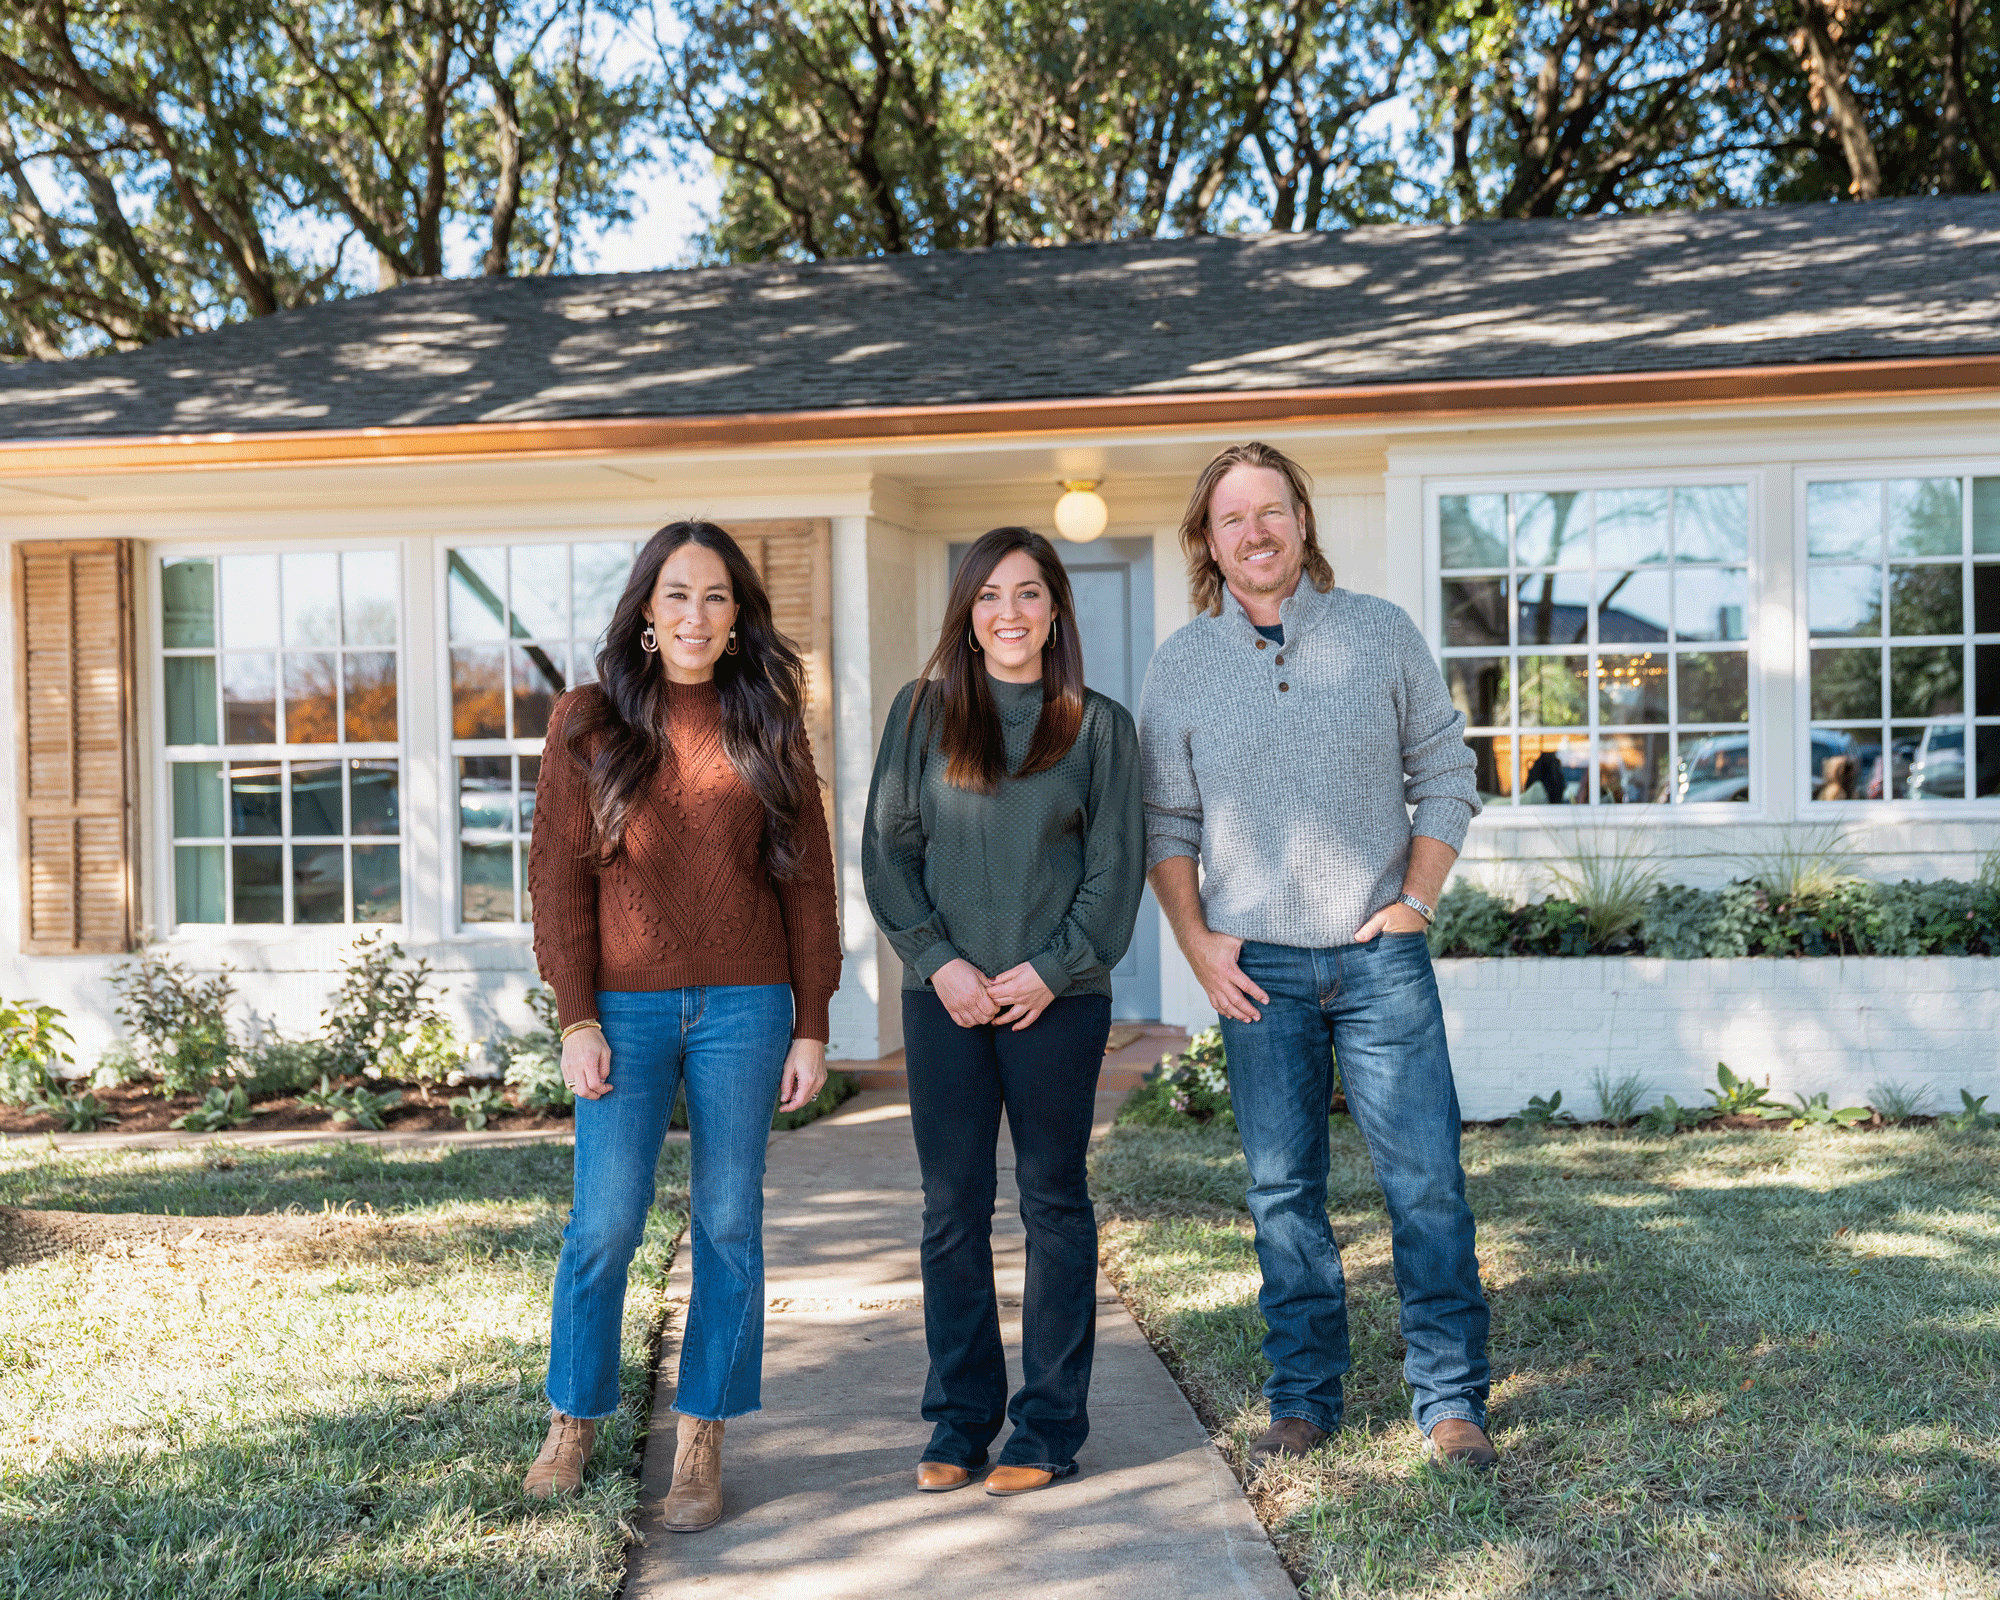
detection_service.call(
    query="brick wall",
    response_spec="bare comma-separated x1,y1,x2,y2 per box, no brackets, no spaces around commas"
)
1437,958,1999,1122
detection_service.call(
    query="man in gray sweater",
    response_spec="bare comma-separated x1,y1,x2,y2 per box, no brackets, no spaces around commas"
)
1139,441,1496,1473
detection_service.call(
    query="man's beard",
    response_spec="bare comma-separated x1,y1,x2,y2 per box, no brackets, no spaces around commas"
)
1228,544,1298,593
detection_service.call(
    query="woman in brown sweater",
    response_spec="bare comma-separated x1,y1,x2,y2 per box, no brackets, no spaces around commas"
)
522,521,840,1532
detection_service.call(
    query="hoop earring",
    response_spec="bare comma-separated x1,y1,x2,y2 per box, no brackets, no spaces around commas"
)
640,624,658,654
1046,615,1060,650
725,629,739,656
966,628,982,655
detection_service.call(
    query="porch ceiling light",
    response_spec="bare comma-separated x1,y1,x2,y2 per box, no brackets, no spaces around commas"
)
1053,480,1109,543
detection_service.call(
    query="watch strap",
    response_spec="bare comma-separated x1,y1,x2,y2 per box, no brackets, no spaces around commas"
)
1397,893,1436,925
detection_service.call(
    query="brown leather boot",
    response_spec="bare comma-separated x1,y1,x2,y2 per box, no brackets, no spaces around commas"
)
1425,1418,1499,1470
524,1411,596,1498
1245,1416,1328,1475
660,1414,725,1532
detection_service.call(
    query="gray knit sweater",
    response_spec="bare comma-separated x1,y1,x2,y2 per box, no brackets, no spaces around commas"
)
1138,580,1479,949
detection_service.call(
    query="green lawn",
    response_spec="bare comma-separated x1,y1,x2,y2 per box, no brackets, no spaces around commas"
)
0,1139,687,1599
1090,1119,2000,1600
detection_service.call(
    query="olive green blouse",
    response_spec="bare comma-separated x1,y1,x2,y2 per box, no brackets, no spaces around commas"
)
862,675,1144,1000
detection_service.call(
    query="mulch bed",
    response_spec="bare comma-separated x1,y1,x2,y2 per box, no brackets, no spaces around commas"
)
0,1081,574,1137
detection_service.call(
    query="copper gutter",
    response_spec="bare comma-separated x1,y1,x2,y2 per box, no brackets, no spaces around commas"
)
3,352,1999,479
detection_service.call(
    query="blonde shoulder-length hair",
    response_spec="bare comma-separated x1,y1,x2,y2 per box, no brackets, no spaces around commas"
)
1176,441,1335,616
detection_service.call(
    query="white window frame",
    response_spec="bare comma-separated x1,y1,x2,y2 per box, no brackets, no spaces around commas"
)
1794,459,2000,817
150,538,410,939
1423,469,1766,823
434,531,647,937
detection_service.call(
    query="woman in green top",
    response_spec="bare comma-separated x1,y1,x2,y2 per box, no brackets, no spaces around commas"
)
863,525,1144,1498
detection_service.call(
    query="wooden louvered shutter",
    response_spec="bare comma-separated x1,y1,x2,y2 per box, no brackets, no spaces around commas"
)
13,539,139,954
735,519,835,821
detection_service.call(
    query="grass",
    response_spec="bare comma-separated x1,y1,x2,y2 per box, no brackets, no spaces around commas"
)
1090,1118,2000,1599
0,1139,689,1599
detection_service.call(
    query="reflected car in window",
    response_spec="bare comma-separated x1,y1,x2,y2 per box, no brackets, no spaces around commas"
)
1907,725,1965,800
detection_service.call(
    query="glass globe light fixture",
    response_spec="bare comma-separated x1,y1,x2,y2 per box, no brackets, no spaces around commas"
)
1052,480,1109,543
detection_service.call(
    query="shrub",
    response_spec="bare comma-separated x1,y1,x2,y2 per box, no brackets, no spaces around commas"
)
1151,1026,1234,1128
41,1091,118,1132
1636,1096,1713,1134
299,1075,403,1130
380,1015,471,1101
109,952,237,1096
320,933,453,1079
1428,881,1513,958
1941,1090,1998,1132
498,989,569,1111
1640,883,1760,959
1777,1092,1870,1130
0,998,74,1107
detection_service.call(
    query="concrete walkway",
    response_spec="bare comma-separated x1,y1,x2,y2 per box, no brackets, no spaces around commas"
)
627,1088,1295,1599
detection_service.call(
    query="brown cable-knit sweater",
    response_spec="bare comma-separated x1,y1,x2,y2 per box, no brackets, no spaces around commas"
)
528,679,841,1042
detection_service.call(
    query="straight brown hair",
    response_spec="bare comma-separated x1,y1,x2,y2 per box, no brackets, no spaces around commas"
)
1177,441,1334,615
910,527,1086,794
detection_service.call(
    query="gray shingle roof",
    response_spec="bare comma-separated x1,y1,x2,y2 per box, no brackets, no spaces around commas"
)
3,195,1998,440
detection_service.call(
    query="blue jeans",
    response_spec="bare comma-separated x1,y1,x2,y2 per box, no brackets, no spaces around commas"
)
546,984,792,1422
903,990,1111,1475
1221,935,1490,1437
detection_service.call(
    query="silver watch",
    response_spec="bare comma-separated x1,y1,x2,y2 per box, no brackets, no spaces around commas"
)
1397,893,1436,925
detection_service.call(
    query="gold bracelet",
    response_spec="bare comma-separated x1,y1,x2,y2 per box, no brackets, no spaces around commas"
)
559,1020,603,1042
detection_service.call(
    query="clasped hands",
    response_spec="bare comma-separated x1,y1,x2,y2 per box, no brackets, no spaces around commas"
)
931,957,1055,1032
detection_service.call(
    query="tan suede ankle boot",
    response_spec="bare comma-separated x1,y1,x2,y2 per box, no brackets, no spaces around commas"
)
524,1410,596,1498
660,1414,725,1532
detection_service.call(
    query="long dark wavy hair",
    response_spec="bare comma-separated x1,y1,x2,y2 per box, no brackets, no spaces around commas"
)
910,527,1086,794
561,521,816,878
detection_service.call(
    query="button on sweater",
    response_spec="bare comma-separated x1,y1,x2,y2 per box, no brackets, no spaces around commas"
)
863,676,1145,1000
528,680,842,1041
1139,579,1479,949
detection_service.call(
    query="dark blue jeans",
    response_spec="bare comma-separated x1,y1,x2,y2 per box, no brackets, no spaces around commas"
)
1221,935,1490,1437
903,990,1112,1475
546,984,792,1423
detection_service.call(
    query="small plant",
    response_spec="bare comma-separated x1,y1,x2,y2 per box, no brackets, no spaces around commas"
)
300,1074,403,1131
89,1041,144,1091
1778,1092,1871,1131
1506,1091,1577,1130
1706,1062,1784,1118
320,933,451,1080
1,998,74,1106
1542,828,1660,949
240,1033,335,1097
110,951,238,1096
448,1084,508,1130
1157,1026,1233,1126
1941,1090,1999,1132
1589,1068,1653,1126
1867,1079,1934,1124
39,1091,118,1132
382,1015,471,1101
1739,826,1858,908
169,1085,257,1133
1636,1095,1714,1134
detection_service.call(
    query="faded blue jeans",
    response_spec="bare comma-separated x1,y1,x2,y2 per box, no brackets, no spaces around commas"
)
546,984,791,1423
1221,934,1490,1438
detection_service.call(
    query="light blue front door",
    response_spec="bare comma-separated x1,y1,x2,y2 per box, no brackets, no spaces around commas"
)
948,536,1160,1019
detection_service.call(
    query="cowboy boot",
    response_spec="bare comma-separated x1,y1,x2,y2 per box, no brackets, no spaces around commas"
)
660,1414,725,1532
524,1410,597,1498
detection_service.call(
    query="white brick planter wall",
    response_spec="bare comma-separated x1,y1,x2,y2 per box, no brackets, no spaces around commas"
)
1436,958,2000,1122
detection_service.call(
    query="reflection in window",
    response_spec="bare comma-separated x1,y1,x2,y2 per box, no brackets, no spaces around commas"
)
446,540,638,924
1438,484,1750,804
160,549,401,923
1806,475,2000,801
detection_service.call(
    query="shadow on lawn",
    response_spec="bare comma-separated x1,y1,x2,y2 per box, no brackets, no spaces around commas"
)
2,1360,648,1600
0,1141,692,1224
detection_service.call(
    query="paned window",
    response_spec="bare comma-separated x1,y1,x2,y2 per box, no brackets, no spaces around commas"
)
446,541,635,924
1804,476,2000,802
1437,484,1751,806
160,551,401,924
